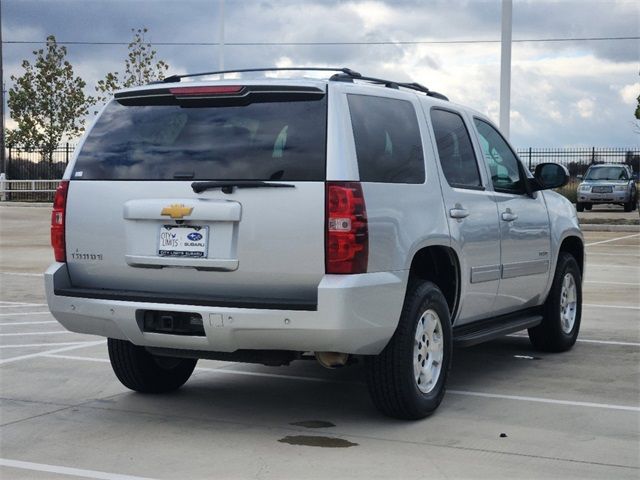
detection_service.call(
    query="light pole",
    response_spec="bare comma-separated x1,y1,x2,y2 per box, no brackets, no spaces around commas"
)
218,0,225,72
0,0,5,174
499,0,512,139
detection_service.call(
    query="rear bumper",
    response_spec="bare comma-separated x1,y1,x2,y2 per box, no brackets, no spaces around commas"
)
45,263,406,355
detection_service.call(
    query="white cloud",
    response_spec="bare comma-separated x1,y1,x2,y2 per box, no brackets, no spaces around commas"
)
346,1,397,30
619,83,640,105
575,98,595,118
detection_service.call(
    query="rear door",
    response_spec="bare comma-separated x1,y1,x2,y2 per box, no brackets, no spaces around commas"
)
64,84,328,307
427,107,501,324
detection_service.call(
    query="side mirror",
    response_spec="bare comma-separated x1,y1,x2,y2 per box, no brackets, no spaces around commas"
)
531,162,569,191
576,174,583,180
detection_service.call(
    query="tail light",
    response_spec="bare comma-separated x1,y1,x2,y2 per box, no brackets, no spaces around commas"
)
169,86,243,96
51,181,69,262
326,182,368,274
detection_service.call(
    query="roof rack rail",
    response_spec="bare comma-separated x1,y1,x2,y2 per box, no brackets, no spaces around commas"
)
160,67,362,84
329,72,448,101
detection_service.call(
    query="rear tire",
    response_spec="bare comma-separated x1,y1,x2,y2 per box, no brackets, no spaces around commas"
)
528,253,582,352
366,281,452,419
576,202,584,212
108,338,197,393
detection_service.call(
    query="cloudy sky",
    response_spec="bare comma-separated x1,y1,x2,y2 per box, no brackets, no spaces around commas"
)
3,0,639,147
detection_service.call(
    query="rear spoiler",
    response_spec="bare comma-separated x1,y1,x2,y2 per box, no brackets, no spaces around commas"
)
114,85,326,107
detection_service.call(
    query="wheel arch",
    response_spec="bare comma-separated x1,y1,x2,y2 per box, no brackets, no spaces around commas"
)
558,235,584,278
407,245,461,323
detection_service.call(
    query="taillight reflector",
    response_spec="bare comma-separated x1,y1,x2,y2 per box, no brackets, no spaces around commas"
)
51,180,69,262
326,182,368,274
169,86,243,96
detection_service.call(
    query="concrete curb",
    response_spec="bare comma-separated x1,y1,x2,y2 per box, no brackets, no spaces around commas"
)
0,202,52,208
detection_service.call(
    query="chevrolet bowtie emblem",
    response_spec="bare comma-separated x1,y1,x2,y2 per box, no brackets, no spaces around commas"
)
161,204,193,219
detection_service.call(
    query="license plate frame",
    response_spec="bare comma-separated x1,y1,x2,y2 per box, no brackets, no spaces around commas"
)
158,225,209,258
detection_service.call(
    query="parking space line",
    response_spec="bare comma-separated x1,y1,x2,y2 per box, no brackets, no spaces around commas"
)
0,301,47,306
0,342,97,349
585,280,639,286
0,340,104,365
0,312,51,317
585,233,640,247
577,339,640,347
0,331,71,337
587,264,640,269
586,253,640,257
45,354,108,363
507,334,640,347
0,272,43,277
0,458,157,480
0,321,57,326
584,303,640,310
0,304,48,309
587,243,640,248
447,390,639,412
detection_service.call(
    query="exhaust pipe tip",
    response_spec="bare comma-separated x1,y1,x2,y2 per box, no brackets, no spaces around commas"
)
315,351,349,369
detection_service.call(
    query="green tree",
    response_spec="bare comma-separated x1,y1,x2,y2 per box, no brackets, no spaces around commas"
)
95,27,169,105
7,35,95,161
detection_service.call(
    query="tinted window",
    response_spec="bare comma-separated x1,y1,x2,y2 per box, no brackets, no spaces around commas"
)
347,95,425,183
473,118,524,193
430,109,482,188
73,97,327,180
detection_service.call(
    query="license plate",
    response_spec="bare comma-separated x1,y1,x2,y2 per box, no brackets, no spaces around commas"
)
592,186,612,193
158,225,209,258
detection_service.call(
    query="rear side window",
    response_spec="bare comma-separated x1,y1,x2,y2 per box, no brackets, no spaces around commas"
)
347,95,425,183
73,93,327,181
430,109,482,189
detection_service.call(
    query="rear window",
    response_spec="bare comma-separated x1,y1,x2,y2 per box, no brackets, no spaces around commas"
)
347,94,425,183
585,167,628,181
73,92,327,181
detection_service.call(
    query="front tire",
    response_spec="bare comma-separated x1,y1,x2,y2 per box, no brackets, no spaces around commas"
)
366,281,452,419
108,338,197,393
624,200,634,212
576,202,584,212
528,253,582,352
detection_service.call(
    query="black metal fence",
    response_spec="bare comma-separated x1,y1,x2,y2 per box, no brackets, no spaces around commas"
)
5,144,75,180
1,145,639,202
516,147,639,181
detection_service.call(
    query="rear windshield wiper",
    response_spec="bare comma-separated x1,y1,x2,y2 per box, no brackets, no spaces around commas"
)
191,180,296,194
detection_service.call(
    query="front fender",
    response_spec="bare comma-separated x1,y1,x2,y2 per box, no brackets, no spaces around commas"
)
541,190,584,299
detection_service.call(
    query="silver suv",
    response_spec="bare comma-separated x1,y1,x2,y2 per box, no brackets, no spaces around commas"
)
46,68,584,419
577,164,637,212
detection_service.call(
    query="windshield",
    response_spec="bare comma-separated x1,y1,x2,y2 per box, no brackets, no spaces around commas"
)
585,167,628,181
73,94,327,181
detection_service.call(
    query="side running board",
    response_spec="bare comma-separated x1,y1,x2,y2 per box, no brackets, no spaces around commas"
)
453,310,543,347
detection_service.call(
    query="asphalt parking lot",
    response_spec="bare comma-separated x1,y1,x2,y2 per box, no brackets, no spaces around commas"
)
0,204,638,479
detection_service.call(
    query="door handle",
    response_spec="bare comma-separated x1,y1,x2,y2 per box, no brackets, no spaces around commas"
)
449,207,469,219
501,210,518,222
